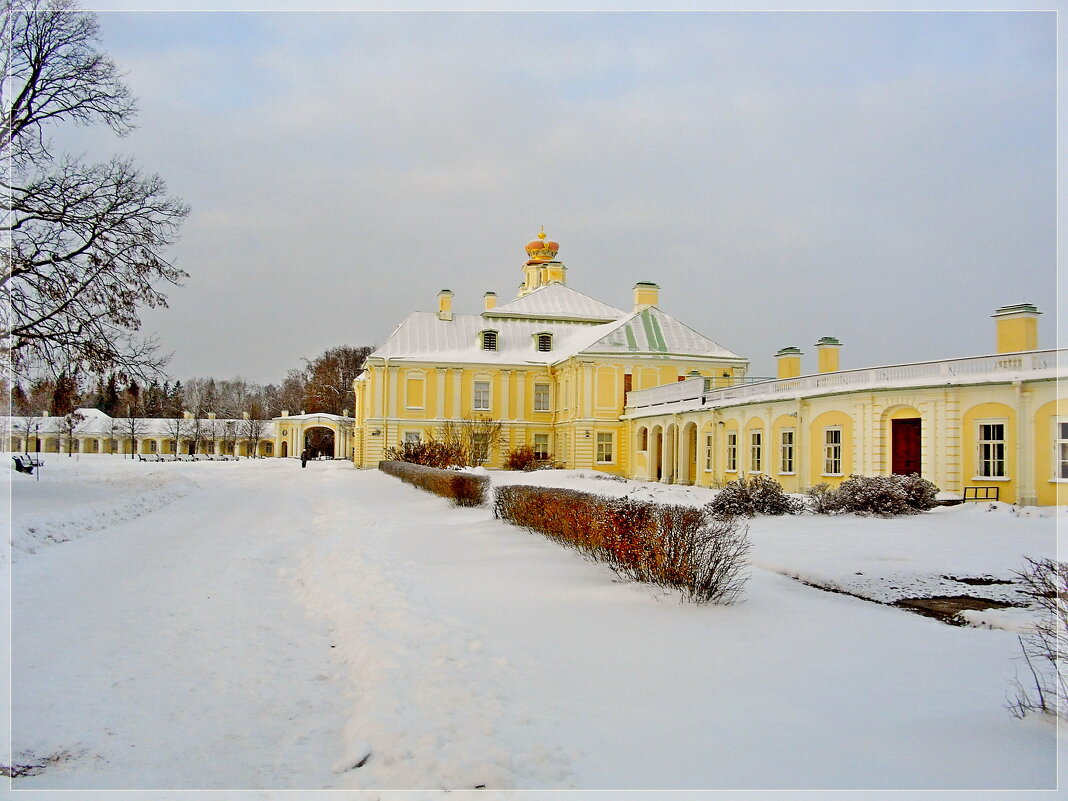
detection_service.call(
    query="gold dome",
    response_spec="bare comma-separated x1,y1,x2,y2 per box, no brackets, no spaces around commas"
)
525,227,559,264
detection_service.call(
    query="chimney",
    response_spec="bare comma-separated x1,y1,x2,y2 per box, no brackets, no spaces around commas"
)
993,303,1040,353
438,289,453,321
281,410,289,417
815,337,842,373
483,291,497,311
633,281,660,312
208,412,216,420
183,410,193,420
41,410,49,417
775,347,803,379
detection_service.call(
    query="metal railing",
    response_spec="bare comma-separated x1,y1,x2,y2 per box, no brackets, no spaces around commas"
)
625,349,1065,416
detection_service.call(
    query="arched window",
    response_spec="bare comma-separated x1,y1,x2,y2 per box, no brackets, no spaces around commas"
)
481,331,498,351
537,333,553,352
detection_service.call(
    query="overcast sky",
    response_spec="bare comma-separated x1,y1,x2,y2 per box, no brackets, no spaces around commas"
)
66,6,1056,384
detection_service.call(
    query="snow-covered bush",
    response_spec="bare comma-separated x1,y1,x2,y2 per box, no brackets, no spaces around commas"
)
831,474,914,517
805,482,841,515
706,474,803,519
808,474,941,517
1008,557,1068,720
493,485,751,604
379,460,488,507
384,439,463,469
503,445,557,471
896,473,940,512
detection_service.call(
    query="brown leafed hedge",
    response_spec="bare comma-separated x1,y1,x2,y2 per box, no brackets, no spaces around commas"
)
379,460,488,507
493,485,751,604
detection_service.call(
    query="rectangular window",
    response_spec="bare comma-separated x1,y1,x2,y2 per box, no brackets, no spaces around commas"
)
726,432,738,472
824,428,842,475
780,429,794,474
623,373,633,401
1058,421,1068,480
704,433,714,471
482,331,497,351
404,431,421,444
596,432,614,463
473,380,491,412
750,430,762,472
978,422,1006,478
532,433,550,460
534,383,550,412
405,377,425,409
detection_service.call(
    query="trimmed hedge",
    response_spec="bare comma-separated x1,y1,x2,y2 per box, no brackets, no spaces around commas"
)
493,485,751,604
378,460,488,507
806,473,940,517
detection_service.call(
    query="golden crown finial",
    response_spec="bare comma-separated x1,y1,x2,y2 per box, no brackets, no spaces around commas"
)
525,227,559,264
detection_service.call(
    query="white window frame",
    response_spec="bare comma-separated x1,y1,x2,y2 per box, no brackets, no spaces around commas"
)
749,430,762,473
403,431,421,444
596,432,614,464
976,419,1007,479
532,433,550,461
780,428,795,475
533,382,551,412
704,432,714,472
473,380,491,412
725,431,738,472
824,427,843,476
1055,418,1068,481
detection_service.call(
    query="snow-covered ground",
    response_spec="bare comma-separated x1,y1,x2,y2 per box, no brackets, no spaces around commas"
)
3,455,1063,800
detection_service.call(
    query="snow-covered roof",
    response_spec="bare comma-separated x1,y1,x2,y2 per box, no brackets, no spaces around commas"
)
370,305,744,367
273,412,353,422
574,307,744,361
485,283,626,323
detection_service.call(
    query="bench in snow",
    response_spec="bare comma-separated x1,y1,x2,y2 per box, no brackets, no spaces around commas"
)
12,454,41,474
138,453,163,462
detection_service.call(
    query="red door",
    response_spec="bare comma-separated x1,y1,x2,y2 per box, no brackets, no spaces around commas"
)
892,418,922,475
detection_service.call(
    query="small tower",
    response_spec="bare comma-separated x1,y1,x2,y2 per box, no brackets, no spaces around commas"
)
775,347,803,379
518,227,565,296
993,303,1040,353
815,337,842,373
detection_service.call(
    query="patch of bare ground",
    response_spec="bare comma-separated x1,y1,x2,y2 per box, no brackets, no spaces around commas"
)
894,595,1022,625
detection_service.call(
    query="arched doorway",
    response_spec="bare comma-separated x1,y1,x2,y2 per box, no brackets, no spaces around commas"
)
681,422,698,485
281,441,288,458
653,426,664,481
305,426,336,459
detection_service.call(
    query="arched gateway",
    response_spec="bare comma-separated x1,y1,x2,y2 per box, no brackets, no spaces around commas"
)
272,412,353,460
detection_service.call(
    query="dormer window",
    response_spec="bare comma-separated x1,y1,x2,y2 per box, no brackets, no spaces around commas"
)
480,330,498,351
536,333,553,352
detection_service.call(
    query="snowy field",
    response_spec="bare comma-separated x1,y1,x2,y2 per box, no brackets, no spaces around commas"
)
3,454,1064,801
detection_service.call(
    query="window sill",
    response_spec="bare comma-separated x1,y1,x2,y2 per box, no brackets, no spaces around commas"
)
822,473,844,478
1049,479,1068,483
973,476,1011,482
779,472,796,476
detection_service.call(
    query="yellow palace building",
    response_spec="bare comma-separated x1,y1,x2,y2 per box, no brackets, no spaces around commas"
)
354,231,1065,506
351,230,748,473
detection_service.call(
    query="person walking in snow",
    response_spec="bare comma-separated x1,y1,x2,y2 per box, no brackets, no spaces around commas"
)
301,448,309,468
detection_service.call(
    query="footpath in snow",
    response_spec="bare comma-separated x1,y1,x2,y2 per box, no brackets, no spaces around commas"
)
3,455,1062,797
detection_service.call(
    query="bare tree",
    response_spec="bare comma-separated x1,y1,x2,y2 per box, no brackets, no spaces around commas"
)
436,415,504,467
220,420,237,458
304,345,372,415
242,401,267,458
18,414,40,453
121,406,147,458
162,415,188,456
59,409,85,456
1,0,189,377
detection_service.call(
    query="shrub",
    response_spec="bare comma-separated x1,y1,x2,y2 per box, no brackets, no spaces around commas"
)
493,485,751,604
896,473,940,512
379,460,488,507
832,474,914,517
706,474,803,519
384,439,464,469
805,482,841,515
806,474,941,516
1008,557,1068,719
504,445,557,471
